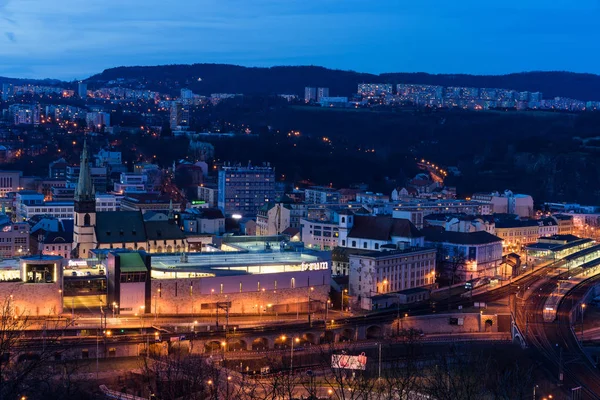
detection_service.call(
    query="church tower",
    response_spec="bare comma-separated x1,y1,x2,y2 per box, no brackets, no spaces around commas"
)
72,140,96,258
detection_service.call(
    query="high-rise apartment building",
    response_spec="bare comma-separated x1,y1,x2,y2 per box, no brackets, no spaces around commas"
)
218,165,275,216
180,88,193,101
317,87,330,102
170,101,190,129
78,82,87,99
304,87,317,103
9,104,41,125
1,83,13,101
358,84,393,97
86,112,110,129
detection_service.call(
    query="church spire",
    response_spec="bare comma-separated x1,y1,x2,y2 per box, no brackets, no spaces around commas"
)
168,199,174,222
75,139,95,201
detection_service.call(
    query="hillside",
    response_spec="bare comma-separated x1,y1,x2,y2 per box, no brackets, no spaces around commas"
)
86,64,600,100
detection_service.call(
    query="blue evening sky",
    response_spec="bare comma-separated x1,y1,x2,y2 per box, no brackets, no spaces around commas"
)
0,0,598,79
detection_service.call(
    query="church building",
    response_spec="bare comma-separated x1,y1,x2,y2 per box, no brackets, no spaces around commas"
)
72,142,188,258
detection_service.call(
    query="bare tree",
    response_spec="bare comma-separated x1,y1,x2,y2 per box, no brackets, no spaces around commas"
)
421,344,490,400
0,294,77,400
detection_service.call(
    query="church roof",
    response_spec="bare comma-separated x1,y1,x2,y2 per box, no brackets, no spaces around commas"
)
145,220,186,241
95,211,147,243
94,211,186,244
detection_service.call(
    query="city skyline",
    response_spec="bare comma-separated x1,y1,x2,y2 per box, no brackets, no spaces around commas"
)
1,0,600,79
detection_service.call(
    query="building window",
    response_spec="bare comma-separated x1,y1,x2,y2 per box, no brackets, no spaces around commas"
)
341,217,346,223
375,243,379,250
342,240,345,246
363,242,367,249
352,241,356,247
84,213,90,226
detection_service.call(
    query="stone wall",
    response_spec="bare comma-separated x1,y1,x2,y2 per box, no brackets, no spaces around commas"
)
0,282,63,316
386,312,499,335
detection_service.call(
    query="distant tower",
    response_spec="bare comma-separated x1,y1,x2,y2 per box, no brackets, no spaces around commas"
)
72,140,96,258
78,82,88,99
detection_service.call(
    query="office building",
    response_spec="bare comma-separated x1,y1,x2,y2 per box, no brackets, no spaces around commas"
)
0,170,22,197
217,165,275,216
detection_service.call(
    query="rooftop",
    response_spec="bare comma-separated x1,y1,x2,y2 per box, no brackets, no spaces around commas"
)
422,227,502,245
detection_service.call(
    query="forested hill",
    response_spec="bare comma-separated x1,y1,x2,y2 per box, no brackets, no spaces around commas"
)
86,64,600,100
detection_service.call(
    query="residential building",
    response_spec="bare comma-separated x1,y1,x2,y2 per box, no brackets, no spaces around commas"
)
472,190,534,218
120,194,173,214
356,192,390,204
95,149,122,167
217,164,275,217
48,158,68,179
181,208,225,235
392,199,492,229
256,202,291,236
197,184,218,208
553,214,574,235
494,219,541,253
305,186,340,204
169,101,190,129
41,231,73,259
357,84,393,97
9,104,41,125
86,112,111,129
349,247,436,310
1,83,13,101
0,221,30,257
423,228,503,281
114,173,147,194
343,215,424,251
423,214,495,234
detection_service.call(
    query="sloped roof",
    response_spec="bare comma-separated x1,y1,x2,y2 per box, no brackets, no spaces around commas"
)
145,221,186,241
95,211,147,243
45,231,73,243
281,227,300,237
348,216,423,241
422,227,502,245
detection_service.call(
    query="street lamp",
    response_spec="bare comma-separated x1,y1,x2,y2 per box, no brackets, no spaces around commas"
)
341,289,348,316
308,286,314,325
326,299,331,320
281,335,301,375
112,302,118,319
221,341,227,361
581,303,586,341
